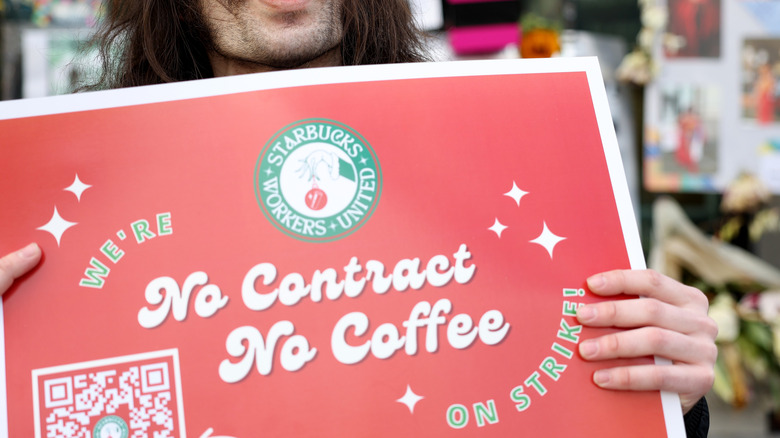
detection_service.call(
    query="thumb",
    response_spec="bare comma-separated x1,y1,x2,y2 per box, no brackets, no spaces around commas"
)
0,243,42,295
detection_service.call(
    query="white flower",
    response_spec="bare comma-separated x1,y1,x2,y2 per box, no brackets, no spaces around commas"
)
759,290,780,323
641,6,668,31
616,50,656,85
710,293,739,342
638,28,656,51
722,173,772,213
662,33,687,55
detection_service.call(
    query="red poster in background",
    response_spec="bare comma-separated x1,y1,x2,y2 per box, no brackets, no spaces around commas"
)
0,58,683,437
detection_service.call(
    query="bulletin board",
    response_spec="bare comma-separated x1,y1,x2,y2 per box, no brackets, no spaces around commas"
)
643,0,780,193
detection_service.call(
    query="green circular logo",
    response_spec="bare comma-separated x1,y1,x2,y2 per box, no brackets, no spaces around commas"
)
255,119,382,242
93,415,128,438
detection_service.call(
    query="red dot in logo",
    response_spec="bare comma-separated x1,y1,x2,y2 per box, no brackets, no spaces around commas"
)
305,188,328,211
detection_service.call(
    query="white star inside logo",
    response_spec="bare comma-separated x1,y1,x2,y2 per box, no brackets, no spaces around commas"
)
504,181,529,207
37,207,77,246
530,222,566,259
396,385,424,414
488,218,508,238
64,174,91,202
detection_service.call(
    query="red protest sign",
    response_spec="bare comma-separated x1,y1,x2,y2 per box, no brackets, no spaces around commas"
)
0,58,682,437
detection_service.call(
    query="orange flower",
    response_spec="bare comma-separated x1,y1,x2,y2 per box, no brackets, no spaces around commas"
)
520,29,560,59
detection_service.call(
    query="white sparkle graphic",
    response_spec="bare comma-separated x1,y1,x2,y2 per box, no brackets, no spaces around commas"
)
64,174,91,201
530,222,566,259
504,181,529,207
397,385,424,414
37,207,77,246
488,218,508,238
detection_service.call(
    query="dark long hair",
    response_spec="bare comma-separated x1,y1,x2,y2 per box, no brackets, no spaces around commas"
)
89,0,429,89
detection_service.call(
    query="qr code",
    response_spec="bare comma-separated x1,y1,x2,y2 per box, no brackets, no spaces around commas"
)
32,349,184,438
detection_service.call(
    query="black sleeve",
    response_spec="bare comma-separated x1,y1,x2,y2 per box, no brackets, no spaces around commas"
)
683,397,709,438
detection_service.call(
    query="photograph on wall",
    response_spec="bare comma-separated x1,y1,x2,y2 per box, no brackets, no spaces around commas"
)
741,38,780,126
645,84,720,191
664,0,722,58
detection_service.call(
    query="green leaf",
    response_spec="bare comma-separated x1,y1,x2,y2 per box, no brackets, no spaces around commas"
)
742,320,774,353
712,353,735,405
736,337,770,380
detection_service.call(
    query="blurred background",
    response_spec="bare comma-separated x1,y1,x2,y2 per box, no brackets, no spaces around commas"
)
2,0,780,436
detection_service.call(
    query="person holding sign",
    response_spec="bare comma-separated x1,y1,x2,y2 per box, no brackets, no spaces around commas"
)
1,1,716,437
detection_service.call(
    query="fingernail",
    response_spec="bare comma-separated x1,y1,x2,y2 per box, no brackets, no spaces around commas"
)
18,243,40,259
577,306,596,323
587,274,606,291
593,370,610,386
580,340,598,359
